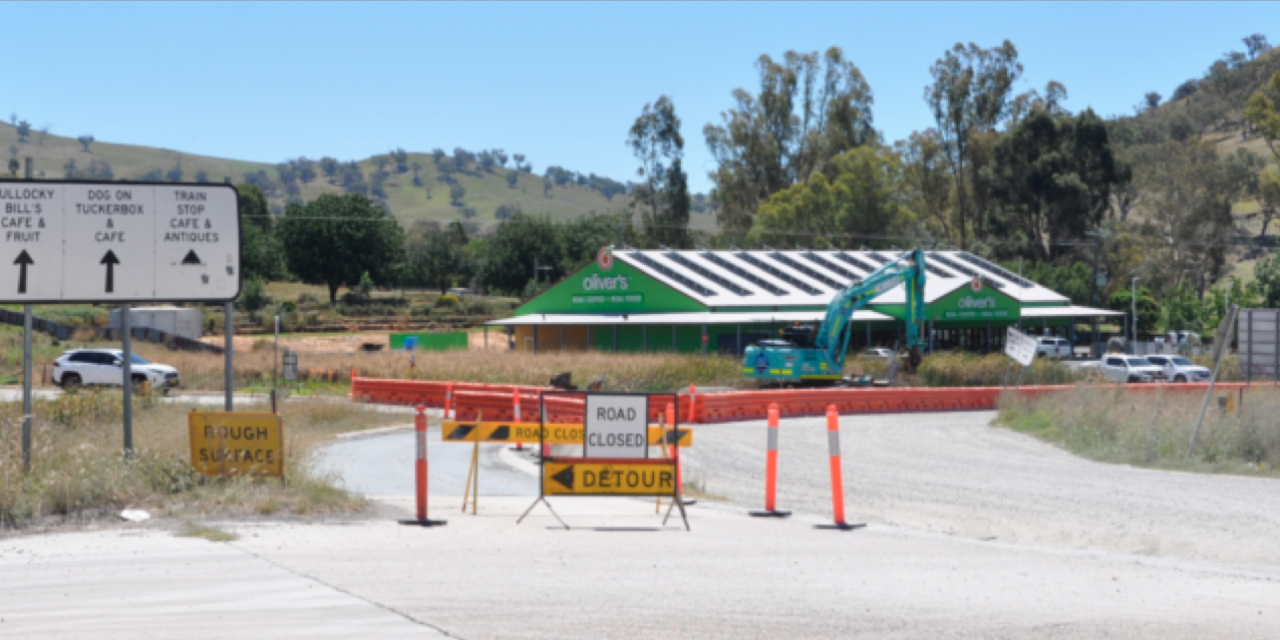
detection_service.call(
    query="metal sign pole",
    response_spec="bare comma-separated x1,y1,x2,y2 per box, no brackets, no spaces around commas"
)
21,304,32,473
272,314,279,414
122,304,133,455
224,302,233,411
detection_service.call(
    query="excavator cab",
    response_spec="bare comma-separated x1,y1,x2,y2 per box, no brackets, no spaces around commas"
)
779,323,817,349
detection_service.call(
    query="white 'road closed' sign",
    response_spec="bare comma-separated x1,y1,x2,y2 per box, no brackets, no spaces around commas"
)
1005,327,1037,367
584,394,649,459
0,181,240,303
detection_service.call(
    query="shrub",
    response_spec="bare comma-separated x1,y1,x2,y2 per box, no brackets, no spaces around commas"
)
434,294,460,309
238,277,271,312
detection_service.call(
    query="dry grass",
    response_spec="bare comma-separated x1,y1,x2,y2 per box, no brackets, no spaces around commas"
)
107,345,755,393
0,391,407,528
848,351,1078,387
995,384,1280,475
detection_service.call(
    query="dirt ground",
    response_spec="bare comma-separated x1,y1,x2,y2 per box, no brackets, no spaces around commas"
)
202,331,509,353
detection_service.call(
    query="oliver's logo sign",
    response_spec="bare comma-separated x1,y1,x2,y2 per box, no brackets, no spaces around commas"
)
958,295,997,309
583,274,629,291
597,246,613,271
970,275,982,292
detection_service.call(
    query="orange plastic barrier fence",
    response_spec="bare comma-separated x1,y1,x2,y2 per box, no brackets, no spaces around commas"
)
354,375,1272,425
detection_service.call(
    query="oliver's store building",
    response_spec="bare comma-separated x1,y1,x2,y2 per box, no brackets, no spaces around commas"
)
488,248,1123,355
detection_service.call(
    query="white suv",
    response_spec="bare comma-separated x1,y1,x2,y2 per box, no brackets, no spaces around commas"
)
52,349,180,393
1145,355,1211,383
1034,337,1071,359
1098,355,1164,383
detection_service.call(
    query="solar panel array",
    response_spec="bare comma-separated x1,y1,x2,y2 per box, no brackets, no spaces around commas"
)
956,252,1034,288
626,252,717,297
734,253,821,295
767,252,846,289
801,252,863,283
928,253,1005,290
700,252,787,295
664,252,751,296
833,252,884,274
614,249,1062,303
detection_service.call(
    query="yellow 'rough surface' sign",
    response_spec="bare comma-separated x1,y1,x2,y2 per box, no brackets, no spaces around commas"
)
189,412,284,477
542,459,677,496
442,421,691,447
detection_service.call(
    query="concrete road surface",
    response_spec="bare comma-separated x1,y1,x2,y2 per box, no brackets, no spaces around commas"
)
5,409,1280,639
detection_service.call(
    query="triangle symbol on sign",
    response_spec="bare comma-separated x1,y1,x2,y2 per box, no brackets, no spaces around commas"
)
489,425,510,441
447,424,475,440
181,250,202,265
551,465,575,490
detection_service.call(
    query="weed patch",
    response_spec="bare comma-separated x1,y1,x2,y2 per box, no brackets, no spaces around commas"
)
995,385,1280,475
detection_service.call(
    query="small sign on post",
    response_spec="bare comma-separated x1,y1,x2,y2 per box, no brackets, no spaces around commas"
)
189,412,285,478
1005,327,1037,367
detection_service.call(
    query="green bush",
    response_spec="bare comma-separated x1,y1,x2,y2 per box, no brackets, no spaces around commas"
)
238,277,271,312
435,294,460,309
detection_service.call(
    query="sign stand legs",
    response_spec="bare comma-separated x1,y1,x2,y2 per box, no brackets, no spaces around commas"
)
224,302,234,412
122,304,133,456
462,410,482,514
518,413,569,529
21,305,32,473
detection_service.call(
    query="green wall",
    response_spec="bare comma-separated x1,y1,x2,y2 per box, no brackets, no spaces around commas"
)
517,258,706,316
390,332,468,351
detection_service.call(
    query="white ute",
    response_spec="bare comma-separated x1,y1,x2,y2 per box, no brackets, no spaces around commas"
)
52,349,180,393
1145,355,1211,383
1099,355,1165,383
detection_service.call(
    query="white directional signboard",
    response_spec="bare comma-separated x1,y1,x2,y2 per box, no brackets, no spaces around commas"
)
0,181,240,303
1005,327,1037,367
584,394,649,459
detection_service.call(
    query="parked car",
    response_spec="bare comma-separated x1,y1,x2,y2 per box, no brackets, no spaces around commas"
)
1098,355,1165,383
1034,337,1071,359
860,348,895,360
52,349,180,393
1145,355,1211,383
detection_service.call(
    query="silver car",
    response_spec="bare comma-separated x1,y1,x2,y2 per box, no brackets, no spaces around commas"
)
1098,355,1165,383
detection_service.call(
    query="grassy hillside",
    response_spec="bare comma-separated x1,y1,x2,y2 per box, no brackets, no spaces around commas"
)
0,122,720,232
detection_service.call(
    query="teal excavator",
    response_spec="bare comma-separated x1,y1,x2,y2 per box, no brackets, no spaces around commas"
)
742,249,928,385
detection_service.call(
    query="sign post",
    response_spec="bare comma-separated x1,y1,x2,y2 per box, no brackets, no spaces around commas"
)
122,303,133,455
0,181,242,468
21,304,31,472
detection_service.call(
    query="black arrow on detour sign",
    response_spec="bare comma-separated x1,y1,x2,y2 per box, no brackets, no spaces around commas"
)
550,465,575,491
13,250,33,294
100,250,120,294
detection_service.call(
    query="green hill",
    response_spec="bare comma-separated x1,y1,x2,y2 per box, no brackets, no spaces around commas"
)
0,122,720,232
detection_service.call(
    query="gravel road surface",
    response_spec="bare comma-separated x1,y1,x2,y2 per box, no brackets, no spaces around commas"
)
682,411,1280,570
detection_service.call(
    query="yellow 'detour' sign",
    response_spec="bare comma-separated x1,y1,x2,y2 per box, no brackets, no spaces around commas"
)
542,460,677,496
442,421,692,447
189,412,284,477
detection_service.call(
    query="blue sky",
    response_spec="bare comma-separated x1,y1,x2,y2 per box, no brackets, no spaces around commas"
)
7,2,1275,192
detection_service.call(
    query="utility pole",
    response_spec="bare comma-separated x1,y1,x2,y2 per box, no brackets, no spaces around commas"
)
1087,230,1103,357
1131,277,1140,353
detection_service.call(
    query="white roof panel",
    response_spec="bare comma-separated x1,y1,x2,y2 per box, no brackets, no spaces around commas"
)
613,249,1071,308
